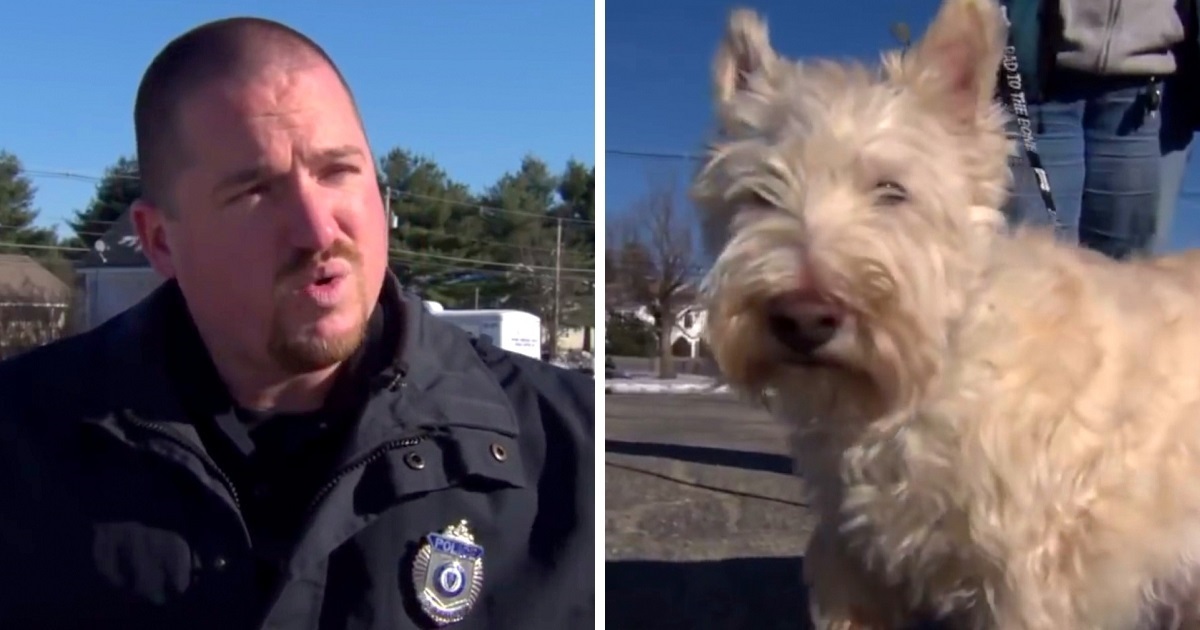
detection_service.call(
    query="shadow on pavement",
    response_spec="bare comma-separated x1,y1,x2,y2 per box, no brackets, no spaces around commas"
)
605,439,794,475
606,556,810,630
606,556,951,630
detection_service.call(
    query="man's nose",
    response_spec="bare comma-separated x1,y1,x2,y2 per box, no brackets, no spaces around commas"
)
284,181,340,253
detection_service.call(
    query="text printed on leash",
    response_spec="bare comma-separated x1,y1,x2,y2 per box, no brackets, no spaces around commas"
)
1001,46,1037,155
997,5,1062,227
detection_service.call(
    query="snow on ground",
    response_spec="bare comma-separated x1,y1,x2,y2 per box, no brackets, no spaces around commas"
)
605,374,731,394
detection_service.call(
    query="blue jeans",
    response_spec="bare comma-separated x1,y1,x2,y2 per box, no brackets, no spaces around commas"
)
1003,71,1163,260
1154,75,1196,253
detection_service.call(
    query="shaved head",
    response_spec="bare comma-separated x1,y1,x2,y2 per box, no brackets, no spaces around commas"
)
133,17,358,212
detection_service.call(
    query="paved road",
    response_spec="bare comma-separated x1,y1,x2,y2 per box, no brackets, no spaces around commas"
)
605,393,817,629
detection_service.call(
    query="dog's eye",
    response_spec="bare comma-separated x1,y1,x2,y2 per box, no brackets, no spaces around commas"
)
747,192,775,208
875,181,908,205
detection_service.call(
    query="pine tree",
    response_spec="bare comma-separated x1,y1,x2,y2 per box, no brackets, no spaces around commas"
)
0,151,57,256
68,156,141,251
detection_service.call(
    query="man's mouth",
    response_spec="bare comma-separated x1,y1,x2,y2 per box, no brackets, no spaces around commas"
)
307,259,352,285
293,260,354,306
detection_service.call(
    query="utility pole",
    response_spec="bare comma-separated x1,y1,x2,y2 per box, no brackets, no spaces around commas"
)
384,186,394,231
552,217,563,359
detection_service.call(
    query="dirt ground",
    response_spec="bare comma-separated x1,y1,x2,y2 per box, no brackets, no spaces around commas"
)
605,393,816,629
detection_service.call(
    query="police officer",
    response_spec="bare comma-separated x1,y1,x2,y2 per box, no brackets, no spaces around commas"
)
0,17,594,630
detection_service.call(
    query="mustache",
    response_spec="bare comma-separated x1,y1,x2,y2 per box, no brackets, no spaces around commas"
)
275,239,362,285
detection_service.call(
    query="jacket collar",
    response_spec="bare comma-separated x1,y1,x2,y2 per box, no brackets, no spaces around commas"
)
95,269,518,437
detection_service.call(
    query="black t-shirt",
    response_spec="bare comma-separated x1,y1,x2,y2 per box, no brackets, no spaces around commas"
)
164,295,394,600
199,398,359,596
179,366,364,597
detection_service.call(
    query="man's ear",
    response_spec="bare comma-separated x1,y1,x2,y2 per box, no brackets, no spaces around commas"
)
129,198,177,280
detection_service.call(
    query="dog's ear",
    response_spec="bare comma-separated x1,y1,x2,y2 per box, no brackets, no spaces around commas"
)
907,0,1007,127
713,8,777,106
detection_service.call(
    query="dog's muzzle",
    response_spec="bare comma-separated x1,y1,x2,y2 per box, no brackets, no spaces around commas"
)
766,291,845,357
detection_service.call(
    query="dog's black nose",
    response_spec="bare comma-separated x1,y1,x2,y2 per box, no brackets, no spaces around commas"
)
766,293,844,356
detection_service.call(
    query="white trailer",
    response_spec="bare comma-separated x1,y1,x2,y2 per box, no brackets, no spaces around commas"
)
431,308,542,360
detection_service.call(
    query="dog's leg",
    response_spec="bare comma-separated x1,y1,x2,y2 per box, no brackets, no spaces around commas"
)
805,519,913,630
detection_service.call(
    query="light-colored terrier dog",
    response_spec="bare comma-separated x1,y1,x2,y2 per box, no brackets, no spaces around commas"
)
692,0,1200,628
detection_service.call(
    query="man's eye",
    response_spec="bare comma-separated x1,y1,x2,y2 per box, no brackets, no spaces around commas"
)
229,182,269,205
322,164,360,180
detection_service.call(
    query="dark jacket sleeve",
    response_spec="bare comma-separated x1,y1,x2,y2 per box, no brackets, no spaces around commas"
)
0,340,103,620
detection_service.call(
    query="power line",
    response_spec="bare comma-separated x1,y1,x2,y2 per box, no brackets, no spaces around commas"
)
21,168,596,225
52,217,580,259
606,148,706,161
3,221,595,272
388,189,594,225
392,179,591,356
7,225,595,270
0,242,87,253
18,170,597,329
389,227,581,257
0,240,593,275
391,248,592,274
0,223,106,238
389,251,591,281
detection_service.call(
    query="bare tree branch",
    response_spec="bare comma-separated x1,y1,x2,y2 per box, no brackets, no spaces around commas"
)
609,170,698,378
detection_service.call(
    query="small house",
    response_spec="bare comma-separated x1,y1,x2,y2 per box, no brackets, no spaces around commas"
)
0,254,72,357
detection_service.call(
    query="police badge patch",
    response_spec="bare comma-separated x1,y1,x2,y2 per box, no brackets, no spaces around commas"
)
412,520,485,626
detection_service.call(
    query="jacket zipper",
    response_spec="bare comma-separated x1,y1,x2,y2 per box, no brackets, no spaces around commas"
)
303,364,415,516
304,434,427,518
255,432,426,625
123,417,427,519
121,412,243,512
1098,0,1120,73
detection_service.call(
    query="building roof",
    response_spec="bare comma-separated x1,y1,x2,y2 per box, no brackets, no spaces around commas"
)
0,254,71,303
77,209,150,268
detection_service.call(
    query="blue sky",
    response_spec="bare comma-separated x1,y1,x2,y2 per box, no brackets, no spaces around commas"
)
606,0,1200,252
0,0,594,237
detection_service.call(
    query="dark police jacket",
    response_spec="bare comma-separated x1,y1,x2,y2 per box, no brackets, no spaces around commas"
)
0,273,594,629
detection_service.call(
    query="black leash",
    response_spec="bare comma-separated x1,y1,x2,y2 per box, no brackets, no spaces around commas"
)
997,6,1064,231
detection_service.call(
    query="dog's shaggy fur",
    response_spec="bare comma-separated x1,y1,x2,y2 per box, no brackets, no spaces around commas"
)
692,1,1200,628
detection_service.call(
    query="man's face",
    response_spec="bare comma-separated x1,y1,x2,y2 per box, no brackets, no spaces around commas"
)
136,60,388,378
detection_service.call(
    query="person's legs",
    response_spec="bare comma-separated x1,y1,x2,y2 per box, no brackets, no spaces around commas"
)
1002,97,1086,243
1154,77,1196,253
1078,76,1163,260
1156,142,1191,252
